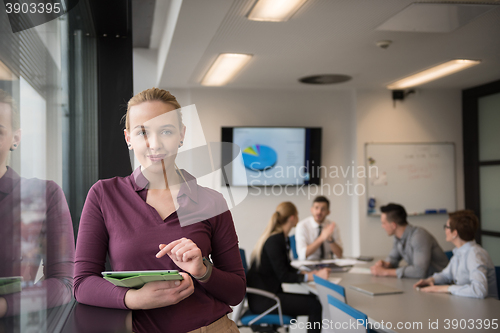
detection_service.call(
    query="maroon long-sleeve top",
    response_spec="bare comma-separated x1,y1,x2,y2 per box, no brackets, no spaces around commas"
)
0,167,75,317
74,168,246,333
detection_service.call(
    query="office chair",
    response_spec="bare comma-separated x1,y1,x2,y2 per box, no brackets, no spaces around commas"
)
232,249,294,332
313,275,346,333
445,251,453,260
327,294,369,333
288,234,298,260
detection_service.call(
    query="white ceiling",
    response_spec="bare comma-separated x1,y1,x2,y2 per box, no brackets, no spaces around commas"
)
145,0,500,90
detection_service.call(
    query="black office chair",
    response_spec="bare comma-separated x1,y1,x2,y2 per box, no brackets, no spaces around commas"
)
232,249,295,332
445,251,453,260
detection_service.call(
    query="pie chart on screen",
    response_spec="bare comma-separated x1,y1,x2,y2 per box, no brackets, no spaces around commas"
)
242,144,278,171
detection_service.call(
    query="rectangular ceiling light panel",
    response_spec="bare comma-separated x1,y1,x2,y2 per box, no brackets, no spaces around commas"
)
201,53,253,86
387,59,481,89
247,0,308,22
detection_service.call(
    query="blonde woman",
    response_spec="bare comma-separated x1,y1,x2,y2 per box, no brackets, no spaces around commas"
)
74,88,245,332
247,202,328,333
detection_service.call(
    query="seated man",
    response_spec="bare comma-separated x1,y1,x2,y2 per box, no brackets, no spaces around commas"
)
295,196,343,260
371,203,449,278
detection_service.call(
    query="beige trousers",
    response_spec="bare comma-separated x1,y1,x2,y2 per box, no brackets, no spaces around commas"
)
186,315,240,333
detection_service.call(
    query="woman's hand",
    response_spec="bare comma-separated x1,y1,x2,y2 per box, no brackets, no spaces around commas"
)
414,277,435,289
308,268,330,281
156,238,206,277
124,272,194,310
0,296,7,318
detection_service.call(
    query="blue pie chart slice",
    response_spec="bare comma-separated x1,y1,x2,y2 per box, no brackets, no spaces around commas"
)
242,144,277,171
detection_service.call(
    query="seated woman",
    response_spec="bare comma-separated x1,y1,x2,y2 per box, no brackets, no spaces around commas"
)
74,88,245,332
246,202,329,333
414,210,498,299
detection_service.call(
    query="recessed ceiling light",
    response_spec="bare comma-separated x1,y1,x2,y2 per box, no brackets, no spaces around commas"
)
299,74,352,85
387,59,481,90
247,0,308,22
201,53,253,87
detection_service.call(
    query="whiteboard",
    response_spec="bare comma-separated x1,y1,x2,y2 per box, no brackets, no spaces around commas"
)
365,143,456,216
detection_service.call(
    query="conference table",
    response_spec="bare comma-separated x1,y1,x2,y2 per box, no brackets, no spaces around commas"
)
298,260,500,333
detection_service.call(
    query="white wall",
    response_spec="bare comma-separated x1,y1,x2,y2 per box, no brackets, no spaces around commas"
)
133,49,158,94
132,83,464,262
354,89,464,255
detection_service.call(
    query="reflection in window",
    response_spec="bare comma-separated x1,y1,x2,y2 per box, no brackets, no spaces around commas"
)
0,1,97,331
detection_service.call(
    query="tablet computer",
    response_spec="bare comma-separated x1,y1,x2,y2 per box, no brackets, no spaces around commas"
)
0,277,22,295
101,270,183,288
349,283,403,296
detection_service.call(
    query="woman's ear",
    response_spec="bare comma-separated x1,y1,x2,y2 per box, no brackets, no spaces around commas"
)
124,129,131,149
12,128,21,148
180,125,186,143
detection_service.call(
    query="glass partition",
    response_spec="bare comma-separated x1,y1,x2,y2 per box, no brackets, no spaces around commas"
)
0,2,97,332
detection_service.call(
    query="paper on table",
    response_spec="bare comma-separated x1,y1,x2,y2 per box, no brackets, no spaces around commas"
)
291,258,365,269
282,283,310,294
291,260,319,269
348,267,372,275
332,259,366,266
328,277,342,284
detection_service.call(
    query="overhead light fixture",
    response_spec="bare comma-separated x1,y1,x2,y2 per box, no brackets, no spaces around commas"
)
387,59,481,90
201,53,252,86
247,0,307,22
299,74,352,85
0,60,14,81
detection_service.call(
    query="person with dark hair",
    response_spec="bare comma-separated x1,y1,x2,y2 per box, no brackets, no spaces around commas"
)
295,196,343,260
247,202,328,333
414,210,498,299
371,203,448,278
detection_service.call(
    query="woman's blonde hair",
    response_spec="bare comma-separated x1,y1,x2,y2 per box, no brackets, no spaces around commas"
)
0,89,20,130
124,87,183,131
251,202,298,267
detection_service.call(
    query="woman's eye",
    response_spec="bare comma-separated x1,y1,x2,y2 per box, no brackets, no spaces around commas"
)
138,130,146,136
162,130,172,135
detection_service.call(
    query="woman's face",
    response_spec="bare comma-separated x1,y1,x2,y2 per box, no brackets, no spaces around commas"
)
444,219,458,242
124,101,185,173
0,102,20,168
288,213,299,227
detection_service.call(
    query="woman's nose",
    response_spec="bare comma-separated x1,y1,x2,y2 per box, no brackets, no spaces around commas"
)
145,133,162,150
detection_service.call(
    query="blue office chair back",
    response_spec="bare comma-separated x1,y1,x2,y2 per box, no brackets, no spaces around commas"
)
328,294,368,333
289,234,298,259
314,274,346,329
445,251,453,260
240,248,248,274
313,275,346,303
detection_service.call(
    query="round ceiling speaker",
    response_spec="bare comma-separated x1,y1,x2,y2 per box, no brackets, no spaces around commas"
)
299,74,352,85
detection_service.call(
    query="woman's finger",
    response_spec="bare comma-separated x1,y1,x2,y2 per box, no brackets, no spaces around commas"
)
169,242,194,261
181,248,201,262
156,239,184,258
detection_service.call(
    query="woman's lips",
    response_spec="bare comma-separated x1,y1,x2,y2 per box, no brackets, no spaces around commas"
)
148,154,166,162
